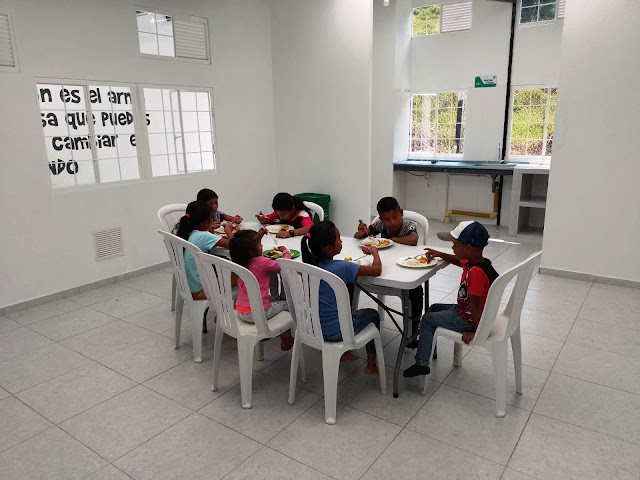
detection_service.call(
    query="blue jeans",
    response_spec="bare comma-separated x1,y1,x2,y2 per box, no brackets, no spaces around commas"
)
323,308,381,354
414,304,474,366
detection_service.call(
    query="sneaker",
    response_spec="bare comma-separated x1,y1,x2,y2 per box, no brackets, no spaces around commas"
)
403,364,430,377
405,339,418,349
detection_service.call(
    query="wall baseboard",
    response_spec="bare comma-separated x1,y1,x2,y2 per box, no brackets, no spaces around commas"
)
539,267,640,290
1,261,171,316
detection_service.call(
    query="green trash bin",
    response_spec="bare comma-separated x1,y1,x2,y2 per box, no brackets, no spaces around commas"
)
296,193,330,224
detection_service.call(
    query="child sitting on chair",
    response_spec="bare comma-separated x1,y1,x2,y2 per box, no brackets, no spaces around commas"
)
354,196,423,332
404,221,498,377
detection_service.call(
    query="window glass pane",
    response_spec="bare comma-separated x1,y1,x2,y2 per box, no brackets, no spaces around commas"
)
530,105,546,123
149,133,168,155
98,159,121,183
201,151,215,170
196,92,210,111
520,6,538,23
155,14,173,36
199,132,213,152
139,32,158,55
166,134,177,154
425,5,440,34
41,110,68,137
144,88,163,110
107,87,133,111
530,88,548,105
119,157,140,181
527,140,543,156
137,11,156,33
513,89,531,106
412,7,427,36
147,111,167,133
50,166,77,188
522,0,539,7
169,154,184,174
510,140,527,156
180,91,197,111
96,134,119,160
151,155,170,177
184,132,201,153
528,123,544,139
539,3,556,20
197,112,211,132
157,35,175,57
182,112,199,132
186,152,202,172
117,136,137,157
545,139,553,155
75,161,96,185
38,84,66,110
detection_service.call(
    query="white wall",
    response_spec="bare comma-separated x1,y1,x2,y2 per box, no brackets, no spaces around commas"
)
0,0,277,308
388,0,564,226
269,0,373,231
542,0,640,282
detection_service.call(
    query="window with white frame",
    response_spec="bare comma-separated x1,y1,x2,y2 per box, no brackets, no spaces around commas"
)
38,83,140,188
136,9,209,62
36,82,216,189
410,92,466,157
144,88,215,177
520,0,565,24
509,87,557,158
412,2,472,37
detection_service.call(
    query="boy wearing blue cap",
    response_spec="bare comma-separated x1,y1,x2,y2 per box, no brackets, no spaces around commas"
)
403,221,498,377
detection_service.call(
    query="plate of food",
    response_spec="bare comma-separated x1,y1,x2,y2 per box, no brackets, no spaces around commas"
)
359,237,394,249
214,223,241,235
263,249,300,260
343,256,373,266
397,255,437,268
265,224,290,234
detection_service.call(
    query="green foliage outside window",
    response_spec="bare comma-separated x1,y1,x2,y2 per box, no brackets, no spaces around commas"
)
413,5,441,36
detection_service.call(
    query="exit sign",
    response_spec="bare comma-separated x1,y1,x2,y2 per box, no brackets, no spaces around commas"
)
475,75,497,88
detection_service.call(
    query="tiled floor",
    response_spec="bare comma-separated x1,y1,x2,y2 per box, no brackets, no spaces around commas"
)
2,222,640,479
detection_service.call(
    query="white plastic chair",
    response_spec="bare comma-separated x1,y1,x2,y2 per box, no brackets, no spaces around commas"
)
158,231,210,363
352,211,429,330
194,252,297,409
423,251,542,417
278,259,386,425
303,201,324,223
157,204,188,312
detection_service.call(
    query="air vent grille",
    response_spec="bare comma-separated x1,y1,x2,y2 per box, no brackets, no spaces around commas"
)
94,227,124,261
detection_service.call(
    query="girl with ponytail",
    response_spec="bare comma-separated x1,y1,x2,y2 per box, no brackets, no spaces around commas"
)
174,200,235,300
255,192,314,238
301,221,383,375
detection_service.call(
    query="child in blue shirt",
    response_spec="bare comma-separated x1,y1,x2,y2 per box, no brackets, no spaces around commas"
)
174,200,234,299
301,221,383,375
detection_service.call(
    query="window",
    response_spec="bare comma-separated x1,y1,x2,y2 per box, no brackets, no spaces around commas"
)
137,11,175,57
36,81,216,189
136,9,209,62
0,12,18,70
38,83,140,188
412,2,472,37
509,87,557,158
144,88,215,177
520,0,565,24
410,92,466,157
413,5,441,36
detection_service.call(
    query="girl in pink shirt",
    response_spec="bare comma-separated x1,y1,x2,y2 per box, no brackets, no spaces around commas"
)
229,229,294,351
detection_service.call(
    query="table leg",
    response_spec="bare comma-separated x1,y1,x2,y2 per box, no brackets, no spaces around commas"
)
425,280,436,359
393,289,411,398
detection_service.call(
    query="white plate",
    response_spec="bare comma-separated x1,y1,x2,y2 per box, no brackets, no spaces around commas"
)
396,256,438,268
214,223,241,234
342,256,373,266
359,237,394,249
265,224,289,234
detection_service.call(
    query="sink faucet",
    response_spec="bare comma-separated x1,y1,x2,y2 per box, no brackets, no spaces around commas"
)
497,143,506,163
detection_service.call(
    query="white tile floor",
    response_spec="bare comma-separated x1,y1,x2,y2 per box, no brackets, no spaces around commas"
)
2,222,640,479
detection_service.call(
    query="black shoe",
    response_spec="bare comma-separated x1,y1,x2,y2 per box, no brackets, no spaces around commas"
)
405,339,419,349
403,364,430,377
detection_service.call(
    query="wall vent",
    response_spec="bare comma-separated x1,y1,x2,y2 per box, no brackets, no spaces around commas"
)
557,0,566,19
441,2,473,33
0,13,17,68
94,227,124,261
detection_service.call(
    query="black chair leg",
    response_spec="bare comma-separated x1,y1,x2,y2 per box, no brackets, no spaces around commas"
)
202,307,209,334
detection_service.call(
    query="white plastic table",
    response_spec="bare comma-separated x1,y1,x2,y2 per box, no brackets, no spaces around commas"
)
213,223,453,397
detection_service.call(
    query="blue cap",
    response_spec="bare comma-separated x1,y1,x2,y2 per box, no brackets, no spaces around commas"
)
437,221,490,248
